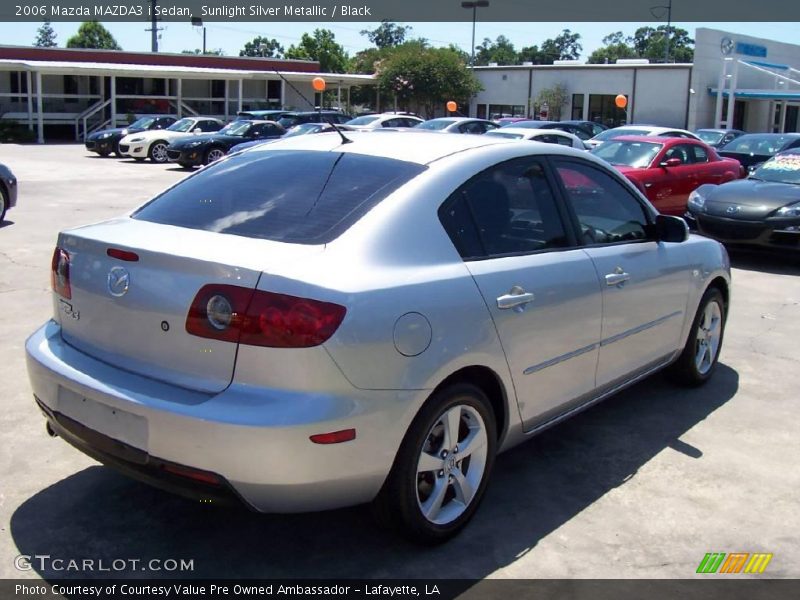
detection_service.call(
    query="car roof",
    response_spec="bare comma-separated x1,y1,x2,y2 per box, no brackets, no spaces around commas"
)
245,129,543,165
282,110,346,116
608,135,689,145
495,127,578,137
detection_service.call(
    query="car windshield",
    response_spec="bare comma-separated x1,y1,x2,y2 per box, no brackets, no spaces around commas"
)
168,119,197,133
484,131,524,140
219,121,251,136
752,154,800,185
132,150,427,244
283,124,323,137
129,117,156,129
592,128,651,142
696,130,725,145
592,140,662,168
346,115,380,126
415,119,456,130
721,135,792,154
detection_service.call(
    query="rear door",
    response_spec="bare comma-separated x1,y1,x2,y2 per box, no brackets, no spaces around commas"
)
551,157,690,389
440,156,603,429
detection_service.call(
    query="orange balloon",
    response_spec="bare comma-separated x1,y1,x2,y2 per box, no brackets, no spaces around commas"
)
614,94,628,109
312,77,326,92
446,101,457,112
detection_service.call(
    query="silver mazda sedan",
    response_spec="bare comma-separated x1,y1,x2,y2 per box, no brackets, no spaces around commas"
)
26,131,730,543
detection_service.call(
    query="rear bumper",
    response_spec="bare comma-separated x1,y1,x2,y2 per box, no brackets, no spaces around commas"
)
26,320,418,512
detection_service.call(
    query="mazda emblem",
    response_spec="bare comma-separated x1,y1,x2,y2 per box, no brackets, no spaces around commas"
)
107,266,130,297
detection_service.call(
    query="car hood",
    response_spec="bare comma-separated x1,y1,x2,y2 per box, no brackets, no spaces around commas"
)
613,165,647,176
702,179,800,218
122,130,193,143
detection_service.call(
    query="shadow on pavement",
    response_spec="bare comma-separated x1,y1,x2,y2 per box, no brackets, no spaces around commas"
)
11,364,738,580
728,248,800,276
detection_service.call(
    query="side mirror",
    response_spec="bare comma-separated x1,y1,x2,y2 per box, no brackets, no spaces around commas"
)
660,157,682,168
654,214,689,243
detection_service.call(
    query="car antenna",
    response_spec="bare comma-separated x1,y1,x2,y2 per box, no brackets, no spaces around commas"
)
272,69,352,145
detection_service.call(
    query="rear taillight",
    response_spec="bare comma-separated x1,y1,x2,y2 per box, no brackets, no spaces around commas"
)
50,247,71,299
186,284,346,348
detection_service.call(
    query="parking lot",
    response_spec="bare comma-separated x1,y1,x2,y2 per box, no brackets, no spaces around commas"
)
0,143,799,581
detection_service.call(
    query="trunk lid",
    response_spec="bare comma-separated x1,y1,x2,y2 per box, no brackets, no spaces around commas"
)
55,218,322,393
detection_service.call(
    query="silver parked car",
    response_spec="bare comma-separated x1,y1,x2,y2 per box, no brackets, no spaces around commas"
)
26,131,730,543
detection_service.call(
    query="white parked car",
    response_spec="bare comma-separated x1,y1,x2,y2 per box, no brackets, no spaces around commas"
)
118,117,225,163
345,113,424,130
586,125,700,149
485,127,587,149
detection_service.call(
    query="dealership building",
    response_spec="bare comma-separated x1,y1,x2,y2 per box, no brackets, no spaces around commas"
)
470,27,800,134
0,45,375,143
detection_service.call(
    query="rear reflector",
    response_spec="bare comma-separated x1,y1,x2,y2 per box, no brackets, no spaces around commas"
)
162,464,221,486
50,247,71,299
310,429,357,444
186,284,346,348
107,248,140,262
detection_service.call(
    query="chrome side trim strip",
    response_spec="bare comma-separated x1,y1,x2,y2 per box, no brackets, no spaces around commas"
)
599,311,683,347
523,343,599,376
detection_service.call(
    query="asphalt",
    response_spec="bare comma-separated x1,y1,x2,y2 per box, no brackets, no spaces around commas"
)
0,143,798,581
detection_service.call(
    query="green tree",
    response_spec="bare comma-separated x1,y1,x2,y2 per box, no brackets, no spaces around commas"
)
360,21,412,49
518,45,544,64
285,29,349,73
34,19,57,47
66,21,121,50
376,41,482,118
539,29,583,64
536,83,569,120
587,32,638,64
632,26,694,62
474,35,518,66
239,36,284,58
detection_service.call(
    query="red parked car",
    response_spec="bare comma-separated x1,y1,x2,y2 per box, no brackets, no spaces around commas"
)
591,136,744,215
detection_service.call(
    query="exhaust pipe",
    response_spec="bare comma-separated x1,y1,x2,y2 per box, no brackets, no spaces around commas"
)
45,421,58,438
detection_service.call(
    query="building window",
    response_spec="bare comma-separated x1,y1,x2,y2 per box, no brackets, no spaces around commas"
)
588,94,627,128
211,79,225,98
9,71,28,95
488,104,527,119
571,94,584,120
267,80,281,104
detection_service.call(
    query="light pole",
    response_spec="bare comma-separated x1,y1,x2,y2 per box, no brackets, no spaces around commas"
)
650,0,673,63
461,1,489,67
190,17,206,55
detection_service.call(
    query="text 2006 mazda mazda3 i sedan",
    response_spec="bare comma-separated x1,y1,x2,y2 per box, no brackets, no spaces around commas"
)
26,131,730,543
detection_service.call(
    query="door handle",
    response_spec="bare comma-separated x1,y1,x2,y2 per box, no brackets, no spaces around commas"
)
605,267,630,287
497,286,535,310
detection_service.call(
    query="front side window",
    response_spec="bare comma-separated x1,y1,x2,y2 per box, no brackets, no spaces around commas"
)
439,157,570,258
692,145,709,163
553,159,649,245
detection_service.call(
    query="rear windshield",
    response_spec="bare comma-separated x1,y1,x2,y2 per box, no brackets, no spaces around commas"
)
593,128,650,141
721,135,793,154
132,150,426,244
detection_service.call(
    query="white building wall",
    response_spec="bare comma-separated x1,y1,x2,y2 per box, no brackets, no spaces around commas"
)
689,28,800,132
631,68,691,126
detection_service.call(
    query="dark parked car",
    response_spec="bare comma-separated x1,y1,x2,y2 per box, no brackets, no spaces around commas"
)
695,128,745,148
276,111,352,129
228,123,357,154
717,133,800,170
0,161,18,223
235,110,293,121
686,149,800,252
506,119,606,140
166,120,285,167
84,115,177,157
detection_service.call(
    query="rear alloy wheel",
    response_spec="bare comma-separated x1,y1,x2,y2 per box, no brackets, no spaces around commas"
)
149,141,169,163
373,383,496,544
670,287,726,386
205,147,226,165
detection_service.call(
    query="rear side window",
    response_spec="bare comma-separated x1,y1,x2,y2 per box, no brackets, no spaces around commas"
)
133,150,426,244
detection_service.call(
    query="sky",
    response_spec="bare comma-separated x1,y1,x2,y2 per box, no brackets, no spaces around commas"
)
0,21,798,59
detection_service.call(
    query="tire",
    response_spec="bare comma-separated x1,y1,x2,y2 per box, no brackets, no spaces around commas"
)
670,287,726,386
113,142,122,157
177,162,194,169
148,141,169,164
372,383,497,544
134,158,145,162
205,147,226,165
96,150,111,158
0,185,7,223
